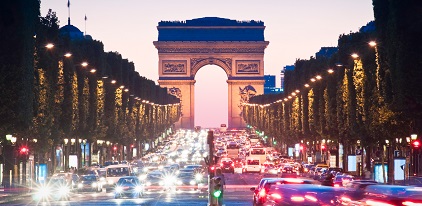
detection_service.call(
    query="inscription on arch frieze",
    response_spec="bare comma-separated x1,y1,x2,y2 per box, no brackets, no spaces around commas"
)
236,60,260,74
162,60,187,74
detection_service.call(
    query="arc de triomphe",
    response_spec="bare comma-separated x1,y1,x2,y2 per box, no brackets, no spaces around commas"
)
155,17,269,129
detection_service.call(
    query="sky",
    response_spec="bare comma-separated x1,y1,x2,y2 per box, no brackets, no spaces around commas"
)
40,0,375,128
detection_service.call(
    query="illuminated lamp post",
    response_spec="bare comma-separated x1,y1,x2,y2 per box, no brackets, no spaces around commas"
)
82,139,87,167
106,141,111,162
411,134,419,176
64,138,69,171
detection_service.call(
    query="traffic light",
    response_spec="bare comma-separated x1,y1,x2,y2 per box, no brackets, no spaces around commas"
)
209,165,216,175
19,146,29,155
413,140,420,149
212,177,222,198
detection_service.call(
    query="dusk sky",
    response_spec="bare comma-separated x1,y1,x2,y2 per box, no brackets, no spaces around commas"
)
40,0,374,128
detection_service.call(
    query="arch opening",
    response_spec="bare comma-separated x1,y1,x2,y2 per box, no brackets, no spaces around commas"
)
194,65,228,128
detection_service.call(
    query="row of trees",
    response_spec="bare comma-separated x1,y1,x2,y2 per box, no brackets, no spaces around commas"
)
0,1,181,167
243,0,422,178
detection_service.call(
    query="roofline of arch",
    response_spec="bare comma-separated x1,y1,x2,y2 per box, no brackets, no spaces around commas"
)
158,76,264,81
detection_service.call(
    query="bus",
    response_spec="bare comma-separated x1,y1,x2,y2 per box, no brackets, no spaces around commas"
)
248,147,267,163
103,164,132,192
248,134,260,146
220,124,227,132
226,142,240,159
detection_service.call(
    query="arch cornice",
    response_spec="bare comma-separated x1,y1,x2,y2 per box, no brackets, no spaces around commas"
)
191,57,232,78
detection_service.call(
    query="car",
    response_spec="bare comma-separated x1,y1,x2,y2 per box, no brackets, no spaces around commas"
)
264,184,347,206
244,159,261,173
220,159,235,173
144,170,177,191
250,178,315,206
175,170,202,191
114,176,144,199
279,165,297,178
77,174,102,192
32,177,72,202
332,174,354,187
261,163,278,175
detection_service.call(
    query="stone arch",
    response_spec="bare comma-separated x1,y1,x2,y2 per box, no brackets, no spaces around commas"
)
155,17,269,129
190,57,232,78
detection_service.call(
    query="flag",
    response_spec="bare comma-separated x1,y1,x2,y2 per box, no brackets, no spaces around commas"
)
67,0,70,8
85,14,87,21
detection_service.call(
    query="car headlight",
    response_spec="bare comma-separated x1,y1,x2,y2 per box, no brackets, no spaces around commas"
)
58,187,70,196
146,182,151,186
195,173,203,181
139,174,147,180
164,175,176,185
177,180,182,185
190,180,196,185
135,186,143,192
159,181,164,186
92,183,97,188
143,168,148,172
78,183,83,188
115,186,123,193
37,186,51,197
100,177,105,181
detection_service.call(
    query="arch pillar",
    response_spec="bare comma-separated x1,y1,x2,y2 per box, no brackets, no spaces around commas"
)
227,80,264,128
158,79,196,129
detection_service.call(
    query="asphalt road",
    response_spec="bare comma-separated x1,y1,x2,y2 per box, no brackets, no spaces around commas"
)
2,172,268,206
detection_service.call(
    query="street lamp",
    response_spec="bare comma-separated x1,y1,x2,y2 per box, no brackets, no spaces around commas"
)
411,134,418,141
82,139,87,167
97,140,104,166
64,138,69,171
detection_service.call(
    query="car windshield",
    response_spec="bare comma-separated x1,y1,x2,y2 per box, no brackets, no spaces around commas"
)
106,167,130,177
117,178,138,185
177,172,194,178
81,176,97,181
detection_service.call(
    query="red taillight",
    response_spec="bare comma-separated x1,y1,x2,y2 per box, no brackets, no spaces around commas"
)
341,196,351,202
334,184,340,187
231,163,234,167
365,200,395,206
402,201,422,206
291,196,305,202
305,195,317,202
259,189,266,197
271,193,282,199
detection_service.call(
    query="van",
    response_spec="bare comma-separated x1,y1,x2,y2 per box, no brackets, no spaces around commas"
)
243,159,261,173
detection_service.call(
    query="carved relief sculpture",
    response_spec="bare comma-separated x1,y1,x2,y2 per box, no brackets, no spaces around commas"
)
236,60,260,74
238,85,257,115
163,60,187,74
168,87,183,115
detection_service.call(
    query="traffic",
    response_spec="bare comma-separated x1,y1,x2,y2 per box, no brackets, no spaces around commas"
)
7,128,422,205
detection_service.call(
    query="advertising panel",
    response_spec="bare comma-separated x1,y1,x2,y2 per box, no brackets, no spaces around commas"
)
394,158,406,181
348,155,357,172
374,163,388,183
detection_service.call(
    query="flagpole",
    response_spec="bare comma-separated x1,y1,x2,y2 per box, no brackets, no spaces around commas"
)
67,0,71,25
84,15,87,36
